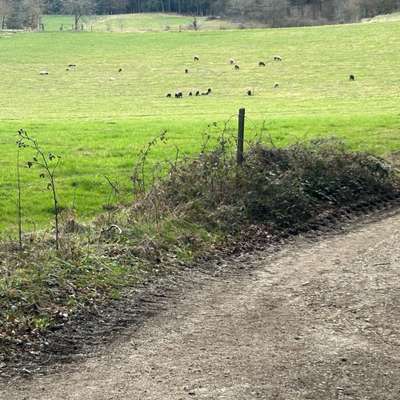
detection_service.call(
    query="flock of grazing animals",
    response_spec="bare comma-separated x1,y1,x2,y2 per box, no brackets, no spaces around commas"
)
167,88,212,98
166,54,356,99
166,54,284,99
37,56,356,98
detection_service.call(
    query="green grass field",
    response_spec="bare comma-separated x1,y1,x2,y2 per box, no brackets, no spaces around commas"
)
1,17,400,232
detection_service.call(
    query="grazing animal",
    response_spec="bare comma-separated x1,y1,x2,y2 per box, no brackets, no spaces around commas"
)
274,82,279,88
175,91,183,98
118,68,123,73
194,55,200,61
247,90,253,96
229,58,235,65
188,91,193,96
166,93,172,98
273,55,282,61
68,64,77,67
110,77,115,81
234,65,240,70
185,68,189,74
259,61,266,67
39,70,49,75
207,88,212,94
349,74,355,81
195,90,200,96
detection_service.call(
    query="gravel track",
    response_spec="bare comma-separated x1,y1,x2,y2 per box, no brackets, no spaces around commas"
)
2,210,400,399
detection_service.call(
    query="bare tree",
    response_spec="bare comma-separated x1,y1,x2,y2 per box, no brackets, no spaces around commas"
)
62,0,93,30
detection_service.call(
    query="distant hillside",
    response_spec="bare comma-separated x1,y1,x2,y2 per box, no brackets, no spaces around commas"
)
41,14,247,32
362,11,400,23
3,0,400,30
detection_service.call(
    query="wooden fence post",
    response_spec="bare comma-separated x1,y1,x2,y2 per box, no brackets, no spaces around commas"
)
237,108,245,166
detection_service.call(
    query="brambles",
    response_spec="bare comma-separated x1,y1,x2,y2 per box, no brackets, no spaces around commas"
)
145,137,400,234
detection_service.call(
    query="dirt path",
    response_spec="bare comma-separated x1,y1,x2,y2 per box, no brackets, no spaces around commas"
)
2,211,400,400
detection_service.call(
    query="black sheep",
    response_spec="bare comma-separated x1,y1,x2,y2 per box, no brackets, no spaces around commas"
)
349,74,355,81
259,61,266,67
234,65,240,70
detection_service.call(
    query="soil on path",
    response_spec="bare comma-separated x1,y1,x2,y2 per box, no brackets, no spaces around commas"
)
1,211,400,400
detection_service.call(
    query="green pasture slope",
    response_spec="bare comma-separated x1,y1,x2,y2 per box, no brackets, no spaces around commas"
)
41,13,240,32
0,18,400,231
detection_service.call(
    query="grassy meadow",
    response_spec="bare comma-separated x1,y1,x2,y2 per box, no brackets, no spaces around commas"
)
1,18,400,232
41,13,241,32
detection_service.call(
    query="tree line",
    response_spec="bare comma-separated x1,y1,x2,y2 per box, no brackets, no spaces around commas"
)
1,0,400,30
